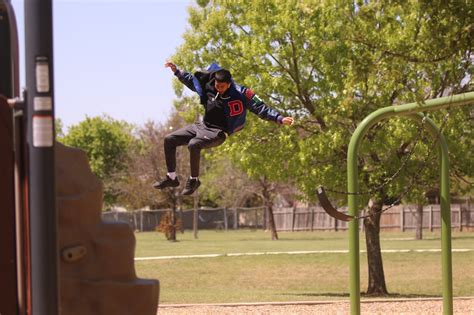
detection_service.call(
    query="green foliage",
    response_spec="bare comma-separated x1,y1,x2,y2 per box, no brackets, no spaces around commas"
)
55,118,65,139
61,115,136,205
200,154,262,208
172,0,473,206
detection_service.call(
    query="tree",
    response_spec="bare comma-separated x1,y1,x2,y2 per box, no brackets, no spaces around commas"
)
203,152,296,240
330,2,473,295
172,0,473,294
114,107,192,240
201,155,257,208
60,115,135,206
113,120,171,210
55,118,65,139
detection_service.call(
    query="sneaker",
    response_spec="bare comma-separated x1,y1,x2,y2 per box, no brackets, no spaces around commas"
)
152,175,179,189
182,177,201,195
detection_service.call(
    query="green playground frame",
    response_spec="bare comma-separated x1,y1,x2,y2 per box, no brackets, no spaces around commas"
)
346,91,474,315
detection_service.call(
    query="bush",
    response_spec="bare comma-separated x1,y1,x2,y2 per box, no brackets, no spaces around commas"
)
156,212,182,240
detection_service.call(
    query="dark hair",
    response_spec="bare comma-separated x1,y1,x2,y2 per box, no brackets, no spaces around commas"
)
214,69,232,83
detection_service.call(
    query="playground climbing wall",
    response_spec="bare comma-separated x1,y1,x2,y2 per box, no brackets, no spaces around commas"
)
56,142,159,314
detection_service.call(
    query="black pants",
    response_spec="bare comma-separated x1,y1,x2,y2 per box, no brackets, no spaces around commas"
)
164,121,226,177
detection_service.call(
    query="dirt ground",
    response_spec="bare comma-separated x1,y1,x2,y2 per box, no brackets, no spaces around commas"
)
158,298,474,314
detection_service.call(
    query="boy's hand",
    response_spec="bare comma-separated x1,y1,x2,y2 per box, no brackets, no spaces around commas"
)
282,117,294,126
165,61,177,73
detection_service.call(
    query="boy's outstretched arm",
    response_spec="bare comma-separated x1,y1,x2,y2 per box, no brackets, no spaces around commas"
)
165,61,199,93
243,86,294,126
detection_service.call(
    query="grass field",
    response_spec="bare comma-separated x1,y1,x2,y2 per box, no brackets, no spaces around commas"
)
134,230,474,304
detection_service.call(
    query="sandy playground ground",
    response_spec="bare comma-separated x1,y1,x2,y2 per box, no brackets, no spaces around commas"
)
158,297,474,314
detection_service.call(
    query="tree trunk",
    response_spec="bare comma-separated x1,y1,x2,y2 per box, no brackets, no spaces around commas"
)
415,203,423,240
261,177,278,240
167,190,180,241
364,198,388,296
193,191,199,239
179,207,184,234
168,207,177,241
267,204,279,240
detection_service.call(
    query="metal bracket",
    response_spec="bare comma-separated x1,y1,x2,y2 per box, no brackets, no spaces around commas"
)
8,89,26,116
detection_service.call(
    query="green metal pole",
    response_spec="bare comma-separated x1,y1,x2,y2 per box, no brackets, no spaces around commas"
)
410,114,453,314
347,104,396,315
347,154,360,315
346,92,474,314
347,126,363,315
393,92,474,115
440,152,453,314
439,131,453,315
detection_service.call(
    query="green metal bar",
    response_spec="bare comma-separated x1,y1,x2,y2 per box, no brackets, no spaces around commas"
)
438,129,453,315
347,92,474,315
393,92,474,115
347,144,360,315
410,114,453,315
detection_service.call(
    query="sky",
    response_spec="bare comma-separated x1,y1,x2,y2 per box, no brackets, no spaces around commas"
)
11,0,192,130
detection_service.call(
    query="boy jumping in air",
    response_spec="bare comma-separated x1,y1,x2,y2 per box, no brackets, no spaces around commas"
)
153,62,294,195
